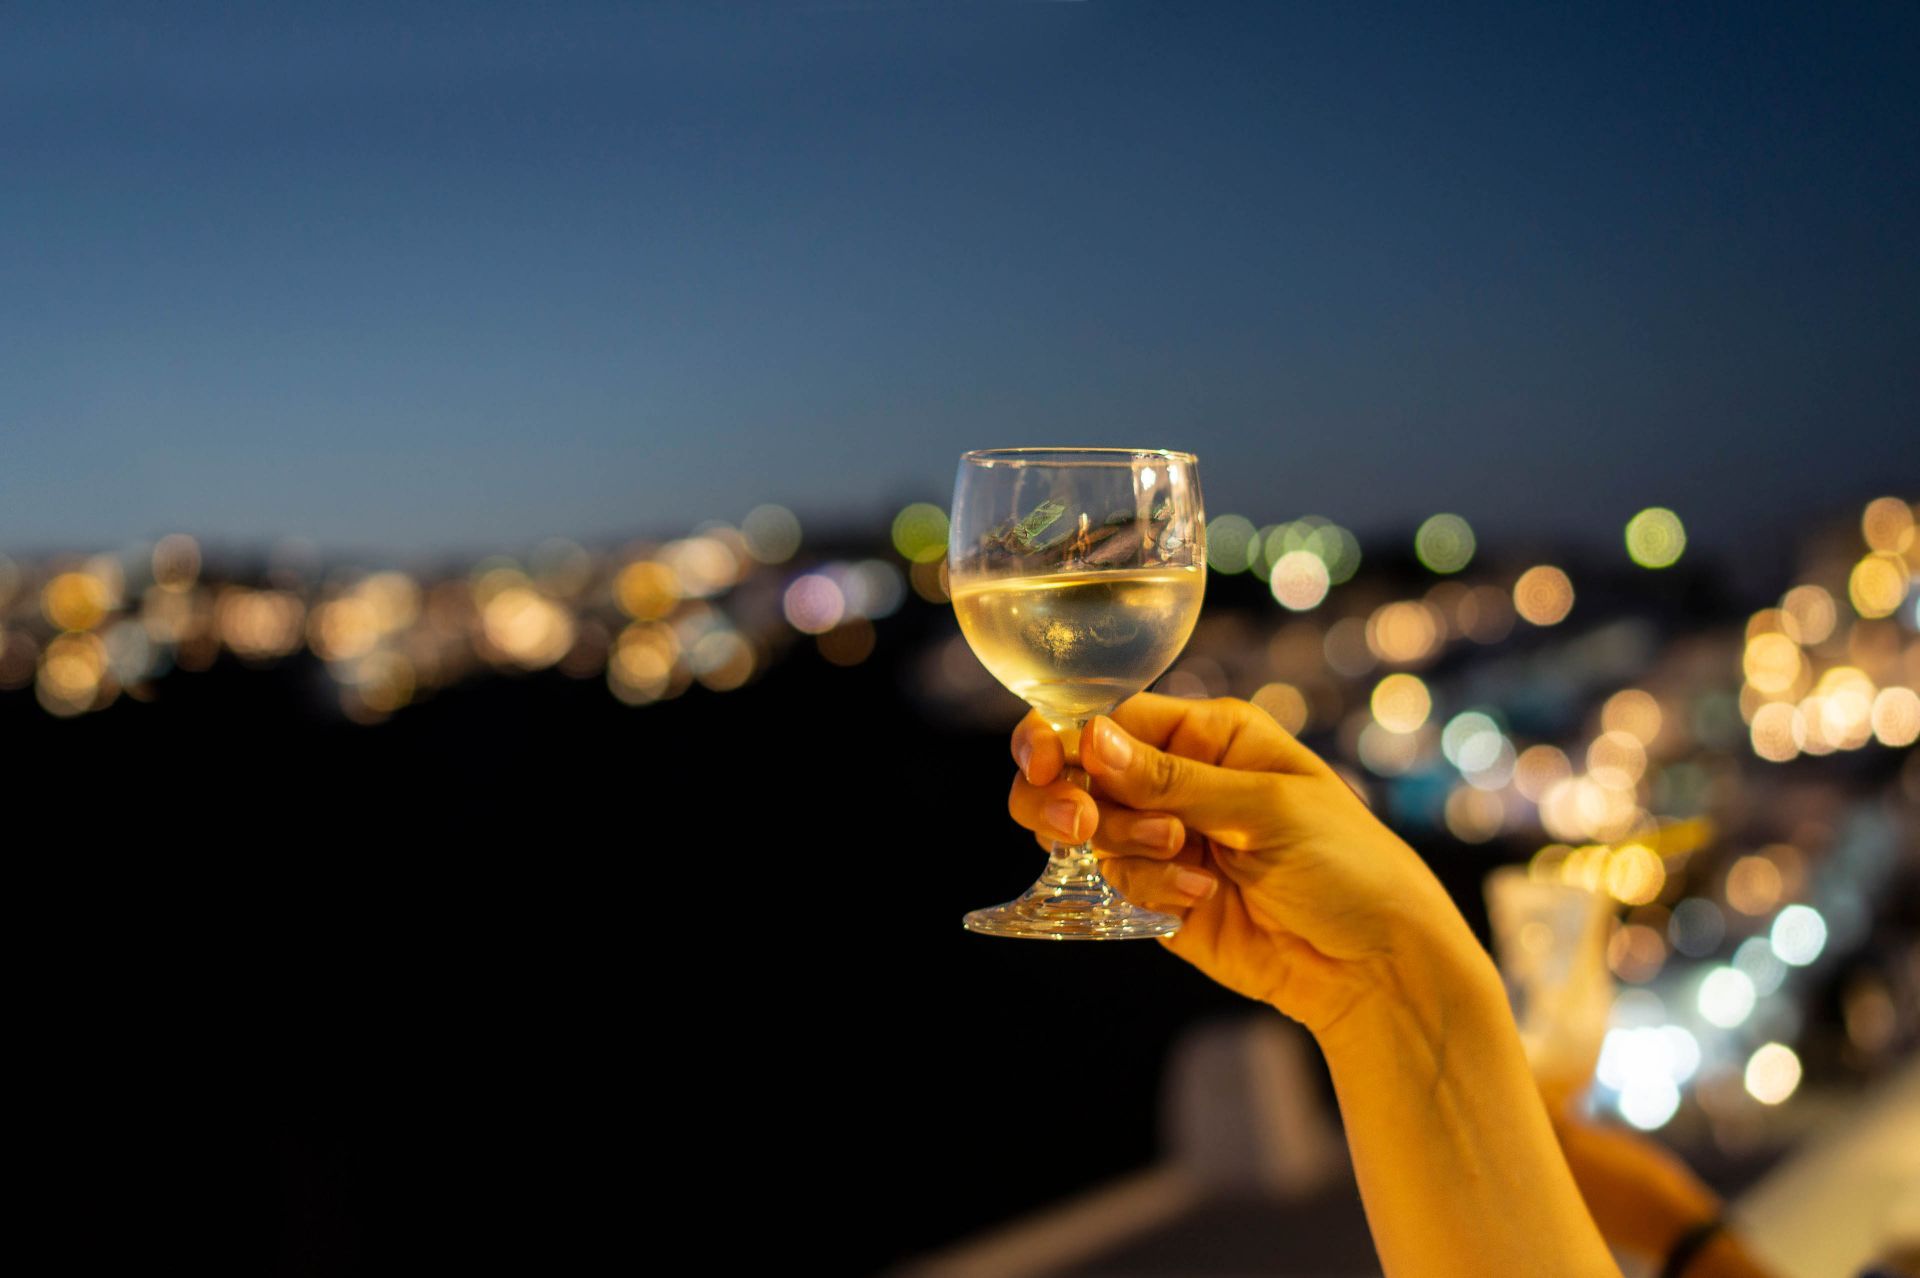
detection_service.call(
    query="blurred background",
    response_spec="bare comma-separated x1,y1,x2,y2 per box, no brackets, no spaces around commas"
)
5,3,1916,1275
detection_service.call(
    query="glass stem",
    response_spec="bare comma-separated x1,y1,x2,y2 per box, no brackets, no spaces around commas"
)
1039,718,1111,897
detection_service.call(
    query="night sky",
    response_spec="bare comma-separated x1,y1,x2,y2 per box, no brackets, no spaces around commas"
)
4,1,1915,558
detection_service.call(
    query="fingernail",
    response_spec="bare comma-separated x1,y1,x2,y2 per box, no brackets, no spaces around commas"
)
1046,799,1083,842
1093,720,1132,769
1173,869,1217,901
1016,741,1033,780
1135,817,1179,851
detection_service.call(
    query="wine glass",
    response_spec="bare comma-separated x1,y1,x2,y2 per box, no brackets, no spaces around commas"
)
1484,867,1615,1111
948,447,1206,939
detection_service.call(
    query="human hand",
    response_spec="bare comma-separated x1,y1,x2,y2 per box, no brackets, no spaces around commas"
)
1007,693,1485,1037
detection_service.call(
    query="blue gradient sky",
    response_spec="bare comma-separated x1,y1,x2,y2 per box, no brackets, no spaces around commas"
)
3,2,1915,557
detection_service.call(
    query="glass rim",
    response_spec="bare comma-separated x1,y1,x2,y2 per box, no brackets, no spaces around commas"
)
959,447,1198,468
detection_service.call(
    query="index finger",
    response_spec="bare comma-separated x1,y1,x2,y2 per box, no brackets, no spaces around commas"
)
1010,711,1067,784
1110,693,1331,776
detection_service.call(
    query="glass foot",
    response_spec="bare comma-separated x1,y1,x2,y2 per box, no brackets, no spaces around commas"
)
963,876,1182,941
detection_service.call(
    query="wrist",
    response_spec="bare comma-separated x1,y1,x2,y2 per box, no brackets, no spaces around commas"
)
1313,914,1511,1067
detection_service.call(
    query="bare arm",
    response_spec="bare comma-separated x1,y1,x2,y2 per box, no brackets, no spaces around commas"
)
1009,696,1620,1278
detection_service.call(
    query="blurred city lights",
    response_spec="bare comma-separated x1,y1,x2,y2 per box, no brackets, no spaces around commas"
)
1861,496,1916,554
1769,904,1828,967
1669,898,1725,957
1366,600,1439,664
1733,935,1788,997
1205,515,1257,574
1624,507,1687,569
1269,551,1330,611
1601,689,1663,744
891,504,950,564
1370,672,1432,733
783,575,846,634
1513,566,1574,626
1743,1043,1803,1105
1250,681,1309,734
1725,854,1784,916
742,505,803,563
1779,585,1837,645
1848,553,1909,619
1697,966,1757,1028
1414,514,1475,574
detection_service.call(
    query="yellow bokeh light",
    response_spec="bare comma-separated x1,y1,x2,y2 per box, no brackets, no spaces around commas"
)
42,572,111,632
891,503,950,564
1725,855,1784,915
1749,701,1803,762
1444,785,1504,843
37,631,108,716
1269,551,1331,611
217,588,307,661
309,597,381,662
1744,1042,1802,1105
1871,686,1920,747
1742,633,1803,694
1587,730,1648,790
1366,600,1440,663
608,622,681,704
1251,681,1310,735
1513,745,1572,802
1601,689,1663,746
691,630,757,690
1370,672,1433,733
1779,585,1837,646
1624,508,1686,569
1607,923,1667,983
1529,843,1573,881
1861,497,1916,554
481,587,575,669
1415,514,1476,574
615,560,681,621
1513,566,1574,626
1849,554,1909,619
1604,843,1666,906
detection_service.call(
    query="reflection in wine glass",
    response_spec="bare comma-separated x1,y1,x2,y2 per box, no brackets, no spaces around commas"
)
949,448,1205,940
1484,867,1615,1110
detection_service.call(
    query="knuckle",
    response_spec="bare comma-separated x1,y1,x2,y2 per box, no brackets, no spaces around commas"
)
1146,747,1184,797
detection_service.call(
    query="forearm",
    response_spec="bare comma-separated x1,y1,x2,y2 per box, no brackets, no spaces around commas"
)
1314,928,1621,1278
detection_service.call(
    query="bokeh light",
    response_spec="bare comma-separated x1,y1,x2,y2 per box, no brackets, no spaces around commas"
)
1725,854,1784,915
1770,904,1828,967
742,505,803,564
1861,496,1916,554
891,503,950,564
1205,515,1257,574
1370,672,1432,733
1848,553,1908,619
1697,966,1757,1028
1269,551,1330,611
1743,1043,1802,1105
1601,689,1663,744
1513,566,1574,626
1624,507,1686,569
1366,601,1440,664
1414,514,1475,574
1251,681,1309,734
1872,686,1920,746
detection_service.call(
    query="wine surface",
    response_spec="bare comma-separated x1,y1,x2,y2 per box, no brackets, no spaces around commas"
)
951,566,1203,724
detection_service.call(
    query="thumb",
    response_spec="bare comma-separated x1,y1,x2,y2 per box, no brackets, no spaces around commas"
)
1082,715,1282,851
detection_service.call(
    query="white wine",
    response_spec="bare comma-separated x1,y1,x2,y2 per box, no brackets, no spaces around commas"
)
951,566,1204,724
